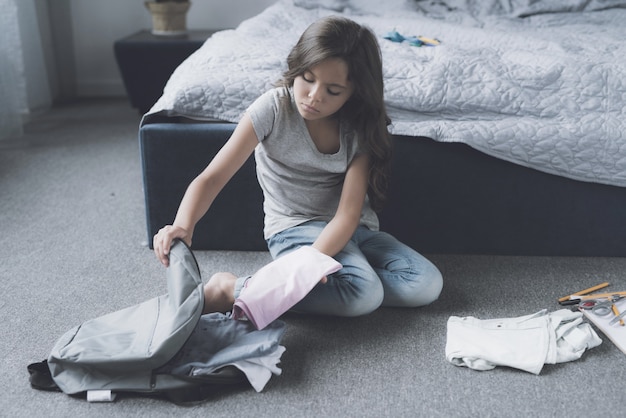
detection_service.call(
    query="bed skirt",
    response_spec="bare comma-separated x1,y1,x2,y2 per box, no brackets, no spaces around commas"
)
140,121,626,256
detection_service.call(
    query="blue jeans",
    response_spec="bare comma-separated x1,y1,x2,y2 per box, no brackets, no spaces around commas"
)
263,221,443,317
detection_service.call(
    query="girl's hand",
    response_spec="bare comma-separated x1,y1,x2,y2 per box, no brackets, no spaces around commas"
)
153,225,191,267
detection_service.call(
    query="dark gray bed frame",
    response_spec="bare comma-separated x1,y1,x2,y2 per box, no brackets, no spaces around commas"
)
139,120,626,256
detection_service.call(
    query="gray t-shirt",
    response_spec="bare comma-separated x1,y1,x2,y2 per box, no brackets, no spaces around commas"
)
247,87,379,239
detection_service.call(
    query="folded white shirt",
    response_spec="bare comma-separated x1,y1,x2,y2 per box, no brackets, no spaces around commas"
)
445,309,602,375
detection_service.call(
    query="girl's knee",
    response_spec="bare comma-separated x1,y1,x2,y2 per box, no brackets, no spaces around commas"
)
327,271,385,316
341,280,384,317
384,262,443,308
414,264,443,306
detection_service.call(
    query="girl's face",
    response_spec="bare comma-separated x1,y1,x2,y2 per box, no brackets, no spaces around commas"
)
293,57,354,122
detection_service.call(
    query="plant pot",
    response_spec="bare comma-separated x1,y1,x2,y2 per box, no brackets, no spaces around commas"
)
145,1,191,37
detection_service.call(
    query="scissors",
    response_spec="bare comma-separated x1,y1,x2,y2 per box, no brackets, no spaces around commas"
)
579,295,624,316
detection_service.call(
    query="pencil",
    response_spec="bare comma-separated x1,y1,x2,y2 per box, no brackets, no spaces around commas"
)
612,304,625,326
558,282,610,302
571,291,626,301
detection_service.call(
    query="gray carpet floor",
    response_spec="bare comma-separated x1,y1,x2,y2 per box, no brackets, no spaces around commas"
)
1,99,625,417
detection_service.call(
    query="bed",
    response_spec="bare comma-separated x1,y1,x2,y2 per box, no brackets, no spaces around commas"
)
139,0,626,256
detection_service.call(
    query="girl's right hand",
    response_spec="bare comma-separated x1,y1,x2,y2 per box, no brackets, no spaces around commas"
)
153,225,191,267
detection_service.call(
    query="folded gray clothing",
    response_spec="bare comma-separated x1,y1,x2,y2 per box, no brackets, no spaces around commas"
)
157,312,286,392
445,309,602,375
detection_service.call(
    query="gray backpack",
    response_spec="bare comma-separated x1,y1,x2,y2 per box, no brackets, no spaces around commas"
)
28,240,285,403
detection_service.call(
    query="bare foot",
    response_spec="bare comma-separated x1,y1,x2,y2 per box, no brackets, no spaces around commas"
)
202,272,237,314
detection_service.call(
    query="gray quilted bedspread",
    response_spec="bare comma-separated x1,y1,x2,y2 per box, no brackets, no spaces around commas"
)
145,0,626,187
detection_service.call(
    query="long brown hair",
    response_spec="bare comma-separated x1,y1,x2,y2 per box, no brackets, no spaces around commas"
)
278,16,392,212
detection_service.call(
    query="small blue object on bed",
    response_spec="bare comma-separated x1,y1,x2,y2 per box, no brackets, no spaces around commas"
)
139,0,626,256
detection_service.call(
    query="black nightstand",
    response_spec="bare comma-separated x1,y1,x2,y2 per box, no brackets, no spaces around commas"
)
114,30,218,114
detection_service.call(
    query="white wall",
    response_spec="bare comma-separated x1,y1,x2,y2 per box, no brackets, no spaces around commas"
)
66,0,277,98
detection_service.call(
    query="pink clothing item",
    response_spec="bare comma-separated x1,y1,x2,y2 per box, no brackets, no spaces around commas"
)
233,246,342,330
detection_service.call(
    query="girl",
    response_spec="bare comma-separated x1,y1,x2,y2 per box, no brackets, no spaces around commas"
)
153,16,443,316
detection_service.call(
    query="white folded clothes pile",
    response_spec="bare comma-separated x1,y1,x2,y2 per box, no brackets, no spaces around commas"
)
445,309,602,374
